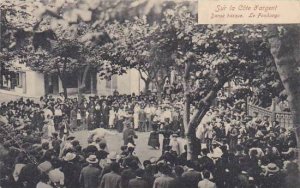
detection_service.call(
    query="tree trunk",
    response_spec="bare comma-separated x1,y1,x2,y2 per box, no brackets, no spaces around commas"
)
144,79,151,93
155,80,164,102
57,68,68,98
78,65,90,104
62,79,68,99
268,25,300,165
60,75,68,99
183,62,191,133
186,90,218,160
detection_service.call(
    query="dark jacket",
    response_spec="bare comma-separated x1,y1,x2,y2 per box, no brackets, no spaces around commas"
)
79,165,101,188
182,169,202,188
128,178,150,188
99,172,122,188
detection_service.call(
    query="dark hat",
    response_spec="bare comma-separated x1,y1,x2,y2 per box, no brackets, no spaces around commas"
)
51,132,58,137
66,136,75,141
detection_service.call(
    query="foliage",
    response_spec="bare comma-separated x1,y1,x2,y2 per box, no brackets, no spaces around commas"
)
154,5,282,108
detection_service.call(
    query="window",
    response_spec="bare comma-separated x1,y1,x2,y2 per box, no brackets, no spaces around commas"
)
16,72,23,87
64,72,78,88
106,75,117,89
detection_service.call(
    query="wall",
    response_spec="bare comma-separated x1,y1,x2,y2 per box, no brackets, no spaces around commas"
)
96,69,144,96
25,71,45,97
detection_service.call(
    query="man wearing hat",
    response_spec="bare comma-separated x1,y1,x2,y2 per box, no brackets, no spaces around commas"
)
79,155,101,188
99,151,118,179
101,101,110,129
61,152,81,188
262,163,284,188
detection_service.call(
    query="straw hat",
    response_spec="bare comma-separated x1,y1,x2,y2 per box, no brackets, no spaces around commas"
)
108,151,117,160
38,161,52,173
86,155,99,164
63,152,76,161
266,163,280,173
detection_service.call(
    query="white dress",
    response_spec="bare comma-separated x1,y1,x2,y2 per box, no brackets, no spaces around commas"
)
133,106,140,129
47,119,56,137
109,110,115,127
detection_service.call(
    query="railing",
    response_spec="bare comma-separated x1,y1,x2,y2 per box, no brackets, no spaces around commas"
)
246,98,293,128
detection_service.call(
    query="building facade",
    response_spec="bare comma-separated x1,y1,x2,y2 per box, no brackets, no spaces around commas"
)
0,61,144,98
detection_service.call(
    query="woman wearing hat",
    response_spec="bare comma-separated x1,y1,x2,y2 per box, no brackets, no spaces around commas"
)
46,115,56,138
133,103,140,130
158,124,174,155
148,122,160,150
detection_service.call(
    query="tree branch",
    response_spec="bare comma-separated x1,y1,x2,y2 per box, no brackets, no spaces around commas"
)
138,69,148,82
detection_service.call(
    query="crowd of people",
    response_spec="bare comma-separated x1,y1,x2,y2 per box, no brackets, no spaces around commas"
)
0,92,299,188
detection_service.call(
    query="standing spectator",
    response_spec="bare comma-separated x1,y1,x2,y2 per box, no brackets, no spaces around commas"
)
121,160,139,188
87,113,96,130
169,166,187,188
61,153,81,188
99,162,122,188
48,158,65,188
182,161,202,188
123,124,138,146
36,173,53,188
101,101,110,129
128,169,150,188
76,109,82,130
79,155,101,188
159,124,174,154
153,164,174,188
169,134,180,155
229,123,239,152
109,108,116,129
204,122,215,152
139,107,147,132
261,163,284,188
198,148,215,172
148,123,160,149
69,108,77,131
95,102,102,128
197,170,216,188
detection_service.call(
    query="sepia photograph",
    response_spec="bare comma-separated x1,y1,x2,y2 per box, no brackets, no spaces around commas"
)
0,0,299,188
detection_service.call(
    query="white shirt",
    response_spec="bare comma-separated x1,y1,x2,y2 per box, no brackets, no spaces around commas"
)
48,168,64,185
198,179,216,188
54,109,62,116
163,110,172,121
36,182,53,188
150,107,156,115
77,112,82,120
13,163,26,181
144,106,151,114
44,109,53,118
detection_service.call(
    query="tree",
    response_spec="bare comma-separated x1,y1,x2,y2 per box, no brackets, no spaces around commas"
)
0,0,174,98
155,5,275,159
0,0,143,99
267,25,300,165
103,17,174,93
